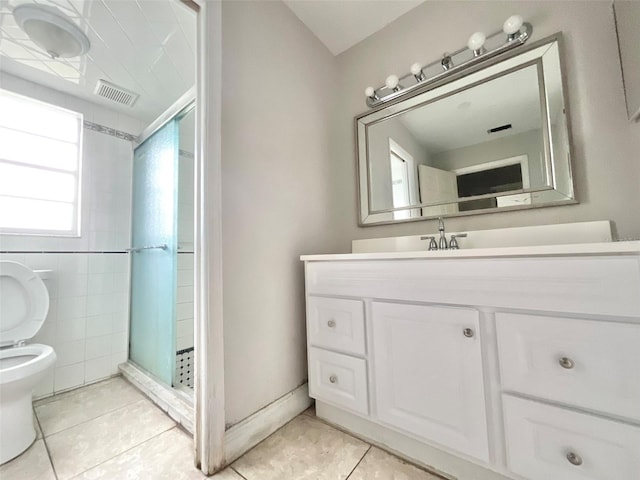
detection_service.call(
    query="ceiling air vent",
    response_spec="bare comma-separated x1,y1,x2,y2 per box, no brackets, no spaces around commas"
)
94,79,139,107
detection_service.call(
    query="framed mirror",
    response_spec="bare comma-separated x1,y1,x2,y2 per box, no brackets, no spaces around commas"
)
356,33,576,225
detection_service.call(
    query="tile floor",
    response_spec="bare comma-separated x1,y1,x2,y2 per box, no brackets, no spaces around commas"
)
1,376,443,480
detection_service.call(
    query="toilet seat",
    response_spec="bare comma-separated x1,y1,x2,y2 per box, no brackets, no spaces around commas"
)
0,261,49,347
0,344,55,384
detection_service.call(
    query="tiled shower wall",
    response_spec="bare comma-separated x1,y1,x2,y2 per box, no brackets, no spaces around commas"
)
0,74,142,397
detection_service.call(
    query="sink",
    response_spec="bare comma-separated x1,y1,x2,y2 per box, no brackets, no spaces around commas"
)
352,221,613,253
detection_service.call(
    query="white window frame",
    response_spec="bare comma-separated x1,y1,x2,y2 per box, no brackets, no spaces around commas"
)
0,88,83,237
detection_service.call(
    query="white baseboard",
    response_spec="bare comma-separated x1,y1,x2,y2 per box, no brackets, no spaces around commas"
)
223,383,312,464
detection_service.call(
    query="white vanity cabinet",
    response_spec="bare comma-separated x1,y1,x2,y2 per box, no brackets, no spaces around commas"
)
302,243,640,480
371,302,489,462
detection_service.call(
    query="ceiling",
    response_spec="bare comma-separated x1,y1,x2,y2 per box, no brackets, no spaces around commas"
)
0,0,196,124
0,0,425,123
397,65,543,154
283,0,425,56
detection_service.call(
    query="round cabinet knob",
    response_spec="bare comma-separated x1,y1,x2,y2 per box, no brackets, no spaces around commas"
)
329,375,337,384
566,451,583,466
327,319,336,328
463,328,474,338
559,356,575,369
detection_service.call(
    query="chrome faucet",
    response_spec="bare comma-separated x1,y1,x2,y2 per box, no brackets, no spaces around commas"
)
449,233,468,250
420,235,438,251
438,217,448,250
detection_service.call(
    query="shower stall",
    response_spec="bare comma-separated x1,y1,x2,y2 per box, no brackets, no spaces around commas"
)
127,97,195,393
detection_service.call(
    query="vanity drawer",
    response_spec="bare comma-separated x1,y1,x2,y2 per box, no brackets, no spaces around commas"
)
308,347,368,415
503,394,640,480
307,297,365,355
496,312,640,421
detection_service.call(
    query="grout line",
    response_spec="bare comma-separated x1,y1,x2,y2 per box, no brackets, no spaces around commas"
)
230,466,249,480
36,411,59,480
65,426,178,479
344,445,371,480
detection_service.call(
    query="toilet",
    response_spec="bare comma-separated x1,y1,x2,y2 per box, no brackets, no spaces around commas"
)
0,261,56,464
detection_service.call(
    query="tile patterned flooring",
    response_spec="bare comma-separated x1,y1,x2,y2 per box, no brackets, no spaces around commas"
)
1,376,443,480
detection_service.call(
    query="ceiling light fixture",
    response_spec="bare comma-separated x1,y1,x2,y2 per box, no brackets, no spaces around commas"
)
13,4,90,59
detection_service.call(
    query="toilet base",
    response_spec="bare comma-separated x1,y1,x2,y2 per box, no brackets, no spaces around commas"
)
0,389,37,465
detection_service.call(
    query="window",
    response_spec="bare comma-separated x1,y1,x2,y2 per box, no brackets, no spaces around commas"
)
0,89,83,236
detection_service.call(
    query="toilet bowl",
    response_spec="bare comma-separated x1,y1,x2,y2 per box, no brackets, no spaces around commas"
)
0,261,56,465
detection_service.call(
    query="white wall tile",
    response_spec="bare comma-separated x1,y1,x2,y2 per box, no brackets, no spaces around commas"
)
110,351,128,372
176,303,192,321
57,273,89,298
56,317,86,343
111,331,128,354
84,356,113,383
176,285,193,304
86,313,113,338
177,268,193,287
85,335,112,360
54,363,84,391
57,296,87,320
55,339,86,367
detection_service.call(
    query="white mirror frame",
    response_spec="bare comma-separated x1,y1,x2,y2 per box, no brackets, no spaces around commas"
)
356,33,577,226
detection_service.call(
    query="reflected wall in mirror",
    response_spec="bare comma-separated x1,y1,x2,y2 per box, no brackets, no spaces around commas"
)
357,33,576,225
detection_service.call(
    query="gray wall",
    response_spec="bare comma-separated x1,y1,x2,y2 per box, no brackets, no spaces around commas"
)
221,0,338,426
368,117,431,210
333,0,640,244
431,129,545,188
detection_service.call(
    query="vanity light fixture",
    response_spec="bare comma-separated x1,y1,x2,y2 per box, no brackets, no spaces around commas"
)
441,53,454,71
410,63,426,82
364,14,532,108
385,74,401,92
467,32,486,57
503,14,524,41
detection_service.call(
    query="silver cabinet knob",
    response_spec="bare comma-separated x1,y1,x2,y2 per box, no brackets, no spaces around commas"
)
329,375,337,384
463,328,474,338
327,319,336,328
559,356,575,369
566,451,583,466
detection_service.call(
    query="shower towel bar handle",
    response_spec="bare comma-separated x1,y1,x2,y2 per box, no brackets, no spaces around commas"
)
126,244,169,253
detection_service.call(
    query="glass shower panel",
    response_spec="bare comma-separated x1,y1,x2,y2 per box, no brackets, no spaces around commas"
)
175,108,195,390
129,120,179,385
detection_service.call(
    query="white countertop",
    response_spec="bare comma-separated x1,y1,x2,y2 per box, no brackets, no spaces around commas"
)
300,241,640,262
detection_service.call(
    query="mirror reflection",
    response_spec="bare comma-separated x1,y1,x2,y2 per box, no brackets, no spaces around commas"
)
358,37,575,225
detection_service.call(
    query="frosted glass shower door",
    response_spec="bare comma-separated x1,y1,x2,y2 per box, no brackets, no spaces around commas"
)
129,120,178,385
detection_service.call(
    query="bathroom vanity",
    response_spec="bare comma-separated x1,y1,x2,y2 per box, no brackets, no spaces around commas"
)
301,241,640,480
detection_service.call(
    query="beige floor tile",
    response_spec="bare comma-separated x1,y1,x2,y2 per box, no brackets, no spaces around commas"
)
0,439,56,480
347,447,444,480
302,404,316,417
71,427,208,480
232,414,369,480
35,377,146,436
47,399,175,480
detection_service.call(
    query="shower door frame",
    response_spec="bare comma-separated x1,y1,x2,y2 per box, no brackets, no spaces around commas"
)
191,0,225,475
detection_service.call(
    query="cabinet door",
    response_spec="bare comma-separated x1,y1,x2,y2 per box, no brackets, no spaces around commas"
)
371,302,489,462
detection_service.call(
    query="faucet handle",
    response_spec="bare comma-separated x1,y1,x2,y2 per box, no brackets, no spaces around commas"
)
420,236,438,251
449,233,468,250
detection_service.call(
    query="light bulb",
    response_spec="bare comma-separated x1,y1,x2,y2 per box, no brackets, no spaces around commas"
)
467,32,486,52
365,86,375,98
385,74,399,90
503,14,523,35
410,63,422,76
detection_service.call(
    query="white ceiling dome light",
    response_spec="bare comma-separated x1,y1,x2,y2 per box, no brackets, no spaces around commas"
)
13,4,90,59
